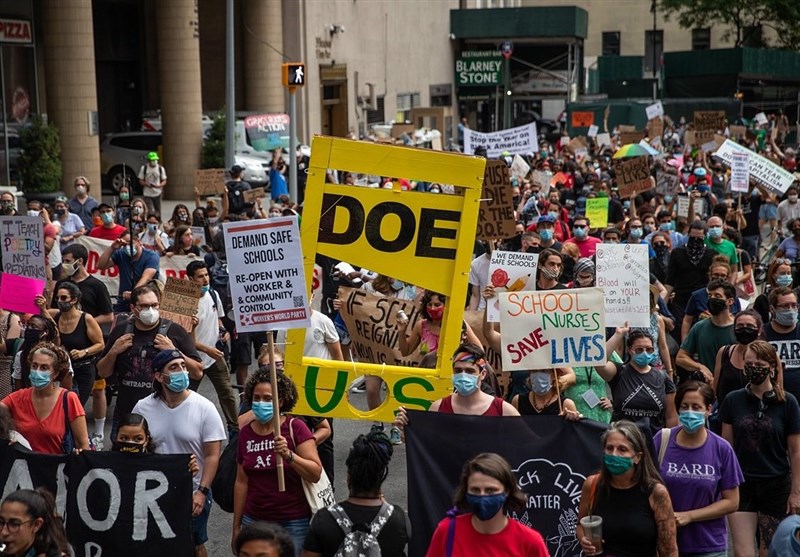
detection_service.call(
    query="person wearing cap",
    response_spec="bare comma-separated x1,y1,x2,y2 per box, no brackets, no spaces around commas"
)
133,348,226,557
226,163,252,216
770,515,800,556
535,213,563,252
138,151,167,215
87,202,126,241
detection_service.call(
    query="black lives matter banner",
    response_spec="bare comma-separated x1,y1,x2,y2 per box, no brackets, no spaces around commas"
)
0,443,193,557
405,412,605,557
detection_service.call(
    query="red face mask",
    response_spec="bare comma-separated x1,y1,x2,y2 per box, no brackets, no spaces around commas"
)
427,305,445,321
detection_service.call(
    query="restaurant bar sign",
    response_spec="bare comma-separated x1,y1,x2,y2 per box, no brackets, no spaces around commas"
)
455,50,502,87
0,20,31,44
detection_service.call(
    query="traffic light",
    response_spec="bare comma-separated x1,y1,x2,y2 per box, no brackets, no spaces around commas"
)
282,63,305,87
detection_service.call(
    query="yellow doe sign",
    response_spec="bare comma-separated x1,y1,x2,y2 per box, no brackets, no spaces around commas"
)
285,136,485,421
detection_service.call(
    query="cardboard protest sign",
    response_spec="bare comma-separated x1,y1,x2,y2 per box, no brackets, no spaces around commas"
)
595,132,612,148
684,130,696,146
242,187,266,203
463,122,538,158
190,226,207,247
647,117,664,140
730,151,750,193
486,250,538,322
596,244,650,327
693,111,726,144
729,124,747,139
194,168,226,196
568,136,588,152
0,215,45,279
510,154,531,180
619,130,644,146
655,170,681,197
614,156,653,197
715,139,795,195
285,136,484,421
499,287,605,371
645,101,664,121
224,216,310,332
754,112,768,126
676,193,706,219
477,160,516,240
585,197,609,228
159,277,202,332
571,111,594,128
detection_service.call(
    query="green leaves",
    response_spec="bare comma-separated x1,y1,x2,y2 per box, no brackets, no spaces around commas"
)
18,115,61,193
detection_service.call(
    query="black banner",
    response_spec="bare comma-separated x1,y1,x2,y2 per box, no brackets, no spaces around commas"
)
405,412,606,557
0,442,193,557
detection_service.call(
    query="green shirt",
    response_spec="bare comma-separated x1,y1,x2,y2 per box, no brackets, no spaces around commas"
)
565,366,611,423
681,317,735,371
704,237,739,265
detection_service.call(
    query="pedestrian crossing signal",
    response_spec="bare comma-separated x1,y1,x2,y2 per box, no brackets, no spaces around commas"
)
282,63,305,88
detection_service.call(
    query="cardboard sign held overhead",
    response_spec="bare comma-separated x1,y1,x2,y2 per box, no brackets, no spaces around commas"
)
160,277,202,332
647,117,664,140
585,197,609,228
477,160,516,240
195,169,226,196
729,125,747,139
619,130,645,146
510,155,531,180
645,101,664,121
693,111,726,144
655,170,681,197
614,156,653,197
242,187,266,203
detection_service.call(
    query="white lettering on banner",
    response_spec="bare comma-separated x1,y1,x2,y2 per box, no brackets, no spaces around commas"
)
770,340,800,368
133,471,175,540
77,469,121,531
2,460,68,516
715,139,795,195
463,123,539,158
595,244,650,327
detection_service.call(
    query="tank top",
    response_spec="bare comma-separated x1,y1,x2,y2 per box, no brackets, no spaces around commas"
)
592,482,657,557
55,312,92,365
516,392,561,415
0,313,14,398
717,344,746,406
419,320,439,355
438,395,504,416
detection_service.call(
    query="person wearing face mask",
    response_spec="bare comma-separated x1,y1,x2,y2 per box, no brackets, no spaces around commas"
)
572,257,595,288
777,217,800,262
703,216,739,275
720,340,800,557
229,367,322,557
534,214,563,252
778,187,800,237
681,257,742,339
0,191,17,216
564,215,602,258
534,248,568,291
677,280,736,384
1,343,89,454
511,368,581,419
753,258,794,324
97,231,160,313
87,203,126,241
165,203,192,237
68,176,99,230
654,380,743,557
712,310,762,420
137,151,167,214
763,287,800,402
578,420,679,557
115,183,132,224
53,196,85,248
138,212,170,254
623,218,656,258
426,453,548,557
133,349,226,557
649,231,672,284
97,285,203,441
646,210,686,249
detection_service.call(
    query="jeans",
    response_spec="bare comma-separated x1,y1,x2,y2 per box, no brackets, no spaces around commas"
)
742,234,759,262
242,514,308,557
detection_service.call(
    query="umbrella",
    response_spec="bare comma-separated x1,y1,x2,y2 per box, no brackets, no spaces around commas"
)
612,143,652,159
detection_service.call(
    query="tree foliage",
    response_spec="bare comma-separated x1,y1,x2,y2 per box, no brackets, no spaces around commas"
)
201,112,225,169
18,116,61,193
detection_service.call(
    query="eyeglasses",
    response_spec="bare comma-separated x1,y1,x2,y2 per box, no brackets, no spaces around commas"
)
573,225,587,229
632,347,655,355
0,518,33,532
136,303,159,310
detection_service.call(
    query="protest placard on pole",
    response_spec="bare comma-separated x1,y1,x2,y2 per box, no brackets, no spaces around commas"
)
194,168,226,196
224,216,310,332
463,122,538,158
596,244,650,327
159,277,202,332
477,160,516,240
645,101,664,121
0,215,46,313
486,250,538,322
510,155,531,180
614,156,653,197
730,151,750,193
693,111,726,144
498,287,606,371
715,139,794,195
585,197,609,228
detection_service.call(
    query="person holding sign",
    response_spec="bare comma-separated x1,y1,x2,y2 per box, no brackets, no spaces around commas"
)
510,369,581,420
398,292,481,358
97,231,160,313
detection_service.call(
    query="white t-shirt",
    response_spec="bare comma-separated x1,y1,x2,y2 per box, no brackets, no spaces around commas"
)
195,290,223,369
133,391,226,491
304,310,339,360
138,163,167,198
139,229,171,251
468,254,491,311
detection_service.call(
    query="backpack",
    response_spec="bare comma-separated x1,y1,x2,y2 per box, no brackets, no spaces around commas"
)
208,255,232,313
327,502,394,557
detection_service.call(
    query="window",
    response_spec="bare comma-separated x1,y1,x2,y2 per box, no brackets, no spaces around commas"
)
366,96,385,125
602,32,621,56
396,92,421,122
644,30,663,74
692,28,711,50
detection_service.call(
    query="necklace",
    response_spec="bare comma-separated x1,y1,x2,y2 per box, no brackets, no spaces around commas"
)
530,392,554,413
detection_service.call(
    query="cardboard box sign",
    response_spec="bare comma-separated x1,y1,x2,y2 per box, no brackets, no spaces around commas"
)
476,160,516,240
160,277,202,332
614,156,653,197
693,111,726,143
242,187,266,203
194,169,226,196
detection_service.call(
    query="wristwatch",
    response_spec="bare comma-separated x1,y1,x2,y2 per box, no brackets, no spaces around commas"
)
198,485,210,496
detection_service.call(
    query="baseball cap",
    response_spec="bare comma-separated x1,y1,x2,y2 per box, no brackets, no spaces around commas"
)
231,163,245,173
537,214,557,225
147,152,159,161
694,167,707,177
98,202,113,211
152,349,184,374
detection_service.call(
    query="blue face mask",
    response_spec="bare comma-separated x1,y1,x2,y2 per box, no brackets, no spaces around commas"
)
29,370,51,389
251,401,275,424
548,211,559,220
603,454,634,475
539,229,554,242
629,228,643,240
776,274,793,287
708,226,723,239
200,285,210,295
530,372,552,395
453,373,479,396
679,410,706,433
659,222,673,232
573,227,587,239
664,195,673,204
623,200,631,209
166,371,189,393
391,280,404,291
632,351,655,367
697,185,710,194
465,493,507,521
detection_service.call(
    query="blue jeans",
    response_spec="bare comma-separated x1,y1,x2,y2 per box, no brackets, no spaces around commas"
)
242,514,308,557
192,489,213,546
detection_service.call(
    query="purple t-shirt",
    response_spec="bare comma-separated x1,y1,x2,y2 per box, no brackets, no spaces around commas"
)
654,427,743,553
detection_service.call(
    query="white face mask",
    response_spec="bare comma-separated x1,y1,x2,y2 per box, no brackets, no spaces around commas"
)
62,261,79,276
75,185,86,195
27,210,39,217
138,308,159,326
790,195,798,203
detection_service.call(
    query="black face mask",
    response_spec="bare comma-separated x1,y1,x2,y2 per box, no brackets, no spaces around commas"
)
707,297,728,316
734,327,759,345
113,441,146,454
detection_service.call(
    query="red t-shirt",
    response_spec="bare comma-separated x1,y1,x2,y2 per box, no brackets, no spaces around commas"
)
236,417,315,521
2,388,84,454
426,514,549,557
564,235,602,258
438,395,505,416
88,224,126,241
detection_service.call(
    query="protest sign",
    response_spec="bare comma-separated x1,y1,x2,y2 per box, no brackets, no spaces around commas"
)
406,412,605,557
596,244,650,327
486,250,538,322
190,226,207,247
286,136,484,421
243,113,290,152
754,112,768,126
498,287,605,371
531,170,550,190
595,132,611,148
571,111,594,128
676,193,706,219
224,216,309,332
729,124,747,139
194,168,226,196
647,117,664,141
568,136,587,153
645,101,664,121
655,170,681,197
0,442,193,557
730,151,750,192
684,130,696,146
585,197,609,228
587,124,598,138
693,111,726,143
160,277,202,332
614,156,653,197
477,160,516,240
242,187,266,204
463,122,538,158
510,155,530,180
0,215,45,279
715,139,795,195
0,273,45,314
619,130,644,146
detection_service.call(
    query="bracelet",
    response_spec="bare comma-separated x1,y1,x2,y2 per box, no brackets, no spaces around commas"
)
286,451,294,463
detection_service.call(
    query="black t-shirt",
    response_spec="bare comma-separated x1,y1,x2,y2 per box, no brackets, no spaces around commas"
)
607,198,625,225
226,180,252,215
734,193,761,237
100,319,202,420
609,362,676,430
764,322,800,402
51,275,113,318
665,247,715,308
303,501,410,557
719,388,800,478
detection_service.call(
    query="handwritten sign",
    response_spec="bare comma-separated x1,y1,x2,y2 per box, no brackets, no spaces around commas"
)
510,155,531,180
730,151,750,193
655,170,681,197
614,156,653,197
619,130,644,146
587,125,599,138
754,112,768,126
684,130,696,146
677,193,706,219
242,187,266,204
224,216,309,332
486,250,538,322
190,226,207,247
596,244,650,327
0,215,45,279
160,277,202,332
477,160,516,240
499,287,606,371
0,273,44,314
715,139,795,195
194,168,226,196
693,111,726,144
645,101,664,121
585,197,609,229
729,125,747,139
595,132,612,148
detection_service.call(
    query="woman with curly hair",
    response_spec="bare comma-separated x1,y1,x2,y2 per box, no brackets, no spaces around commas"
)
0,343,88,455
232,368,322,557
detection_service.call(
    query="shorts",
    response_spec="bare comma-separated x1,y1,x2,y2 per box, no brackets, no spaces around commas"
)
230,331,268,367
759,203,778,220
191,489,213,546
738,475,790,517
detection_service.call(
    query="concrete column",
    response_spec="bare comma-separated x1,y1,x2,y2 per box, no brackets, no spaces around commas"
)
244,0,284,113
156,0,203,200
42,0,101,194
